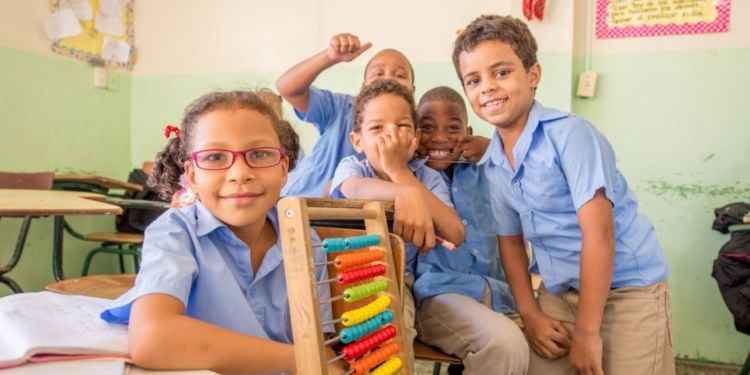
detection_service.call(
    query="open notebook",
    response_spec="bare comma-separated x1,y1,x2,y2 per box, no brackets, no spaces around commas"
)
0,291,129,369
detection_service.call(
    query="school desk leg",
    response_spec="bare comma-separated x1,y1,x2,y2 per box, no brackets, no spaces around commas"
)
53,216,65,281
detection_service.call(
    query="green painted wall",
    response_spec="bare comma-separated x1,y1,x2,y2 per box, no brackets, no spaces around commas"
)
0,46,133,297
572,48,750,364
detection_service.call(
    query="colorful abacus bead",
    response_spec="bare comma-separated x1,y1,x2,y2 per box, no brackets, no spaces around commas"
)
322,234,380,252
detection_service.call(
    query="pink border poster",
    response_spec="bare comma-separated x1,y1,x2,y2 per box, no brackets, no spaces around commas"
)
596,0,731,39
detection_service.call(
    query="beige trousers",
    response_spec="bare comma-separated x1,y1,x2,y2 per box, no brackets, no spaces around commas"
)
416,286,529,374
529,281,675,375
402,275,417,367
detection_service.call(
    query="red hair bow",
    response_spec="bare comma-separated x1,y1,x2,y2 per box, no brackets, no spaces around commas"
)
164,125,181,139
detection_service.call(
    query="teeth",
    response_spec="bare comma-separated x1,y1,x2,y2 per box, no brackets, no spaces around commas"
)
483,99,505,109
429,150,449,158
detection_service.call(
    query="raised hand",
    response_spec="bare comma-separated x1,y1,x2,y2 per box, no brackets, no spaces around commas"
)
326,33,372,63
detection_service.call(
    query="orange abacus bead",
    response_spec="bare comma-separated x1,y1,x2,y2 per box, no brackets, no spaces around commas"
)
349,342,400,375
335,250,383,270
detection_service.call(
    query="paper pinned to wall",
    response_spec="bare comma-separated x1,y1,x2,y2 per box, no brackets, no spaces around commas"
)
94,10,124,36
50,0,136,70
98,0,122,18
102,37,131,64
60,0,93,21
44,9,82,40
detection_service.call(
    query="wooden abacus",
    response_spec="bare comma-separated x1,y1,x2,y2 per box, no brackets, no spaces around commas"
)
278,197,412,375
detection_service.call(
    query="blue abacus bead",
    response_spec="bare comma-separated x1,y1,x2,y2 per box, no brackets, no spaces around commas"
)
339,309,394,343
322,238,347,252
345,234,381,250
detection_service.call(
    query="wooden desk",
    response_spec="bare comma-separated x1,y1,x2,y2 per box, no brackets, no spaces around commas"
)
54,173,143,193
0,189,122,291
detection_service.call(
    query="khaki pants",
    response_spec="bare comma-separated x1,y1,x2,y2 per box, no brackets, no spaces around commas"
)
402,275,417,366
416,286,529,374
529,281,675,375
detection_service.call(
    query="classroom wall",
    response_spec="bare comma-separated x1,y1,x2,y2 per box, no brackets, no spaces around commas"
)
0,0,134,296
129,0,573,164
571,0,750,364
2,0,749,365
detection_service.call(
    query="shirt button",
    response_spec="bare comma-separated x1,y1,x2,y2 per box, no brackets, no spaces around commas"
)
452,187,459,192
462,219,468,225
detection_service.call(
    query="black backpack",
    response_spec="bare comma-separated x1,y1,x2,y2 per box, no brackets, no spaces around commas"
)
115,169,168,233
711,202,750,334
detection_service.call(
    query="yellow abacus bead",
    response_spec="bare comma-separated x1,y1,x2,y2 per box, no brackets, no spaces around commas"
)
369,357,402,375
341,295,391,327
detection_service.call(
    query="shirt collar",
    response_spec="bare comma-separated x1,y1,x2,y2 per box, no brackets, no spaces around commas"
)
193,200,283,242
477,101,568,168
195,201,226,237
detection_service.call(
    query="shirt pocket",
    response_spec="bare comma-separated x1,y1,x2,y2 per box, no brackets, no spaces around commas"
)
520,161,574,213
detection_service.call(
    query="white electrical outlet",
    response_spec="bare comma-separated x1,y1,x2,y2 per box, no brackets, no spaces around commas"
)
94,67,108,89
577,70,597,98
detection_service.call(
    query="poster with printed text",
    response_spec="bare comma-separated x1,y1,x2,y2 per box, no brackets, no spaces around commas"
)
596,0,731,39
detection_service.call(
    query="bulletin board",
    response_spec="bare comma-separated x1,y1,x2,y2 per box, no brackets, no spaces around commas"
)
50,0,136,70
596,0,731,39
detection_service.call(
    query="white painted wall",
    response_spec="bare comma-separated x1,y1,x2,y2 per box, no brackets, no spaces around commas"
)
132,0,573,76
0,0,57,56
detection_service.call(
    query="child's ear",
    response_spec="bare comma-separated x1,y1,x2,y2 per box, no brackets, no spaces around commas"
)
528,63,542,89
349,131,364,153
184,160,197,190
279,156,289,186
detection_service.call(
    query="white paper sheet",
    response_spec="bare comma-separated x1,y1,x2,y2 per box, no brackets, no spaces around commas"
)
99,0,122,18
43,9,82,41
60,0,93,21
94,11,124,36
0,292,128,367
102,37,131,64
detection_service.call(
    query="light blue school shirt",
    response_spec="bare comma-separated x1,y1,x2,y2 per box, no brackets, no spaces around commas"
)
479,101,671,295
414,163,516,313
101,201,332,344
329,155,453,275
281,86,358,197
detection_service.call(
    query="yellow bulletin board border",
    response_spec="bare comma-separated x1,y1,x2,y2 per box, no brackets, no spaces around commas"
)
50,0,136,70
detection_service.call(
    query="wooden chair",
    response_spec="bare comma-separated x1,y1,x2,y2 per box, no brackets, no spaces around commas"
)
58,167,164,276
65,224,143,276
0,172,54,292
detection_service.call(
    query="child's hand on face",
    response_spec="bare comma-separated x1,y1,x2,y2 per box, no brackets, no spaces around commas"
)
326,33,372,63
456,128,490,163
393,186,436,253
377,129,418,178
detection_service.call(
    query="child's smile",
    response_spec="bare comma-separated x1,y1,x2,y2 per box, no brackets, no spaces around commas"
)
459,40,539,134
418,100,467,172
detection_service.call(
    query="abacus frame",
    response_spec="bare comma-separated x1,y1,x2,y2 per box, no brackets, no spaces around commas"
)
278,197,412,375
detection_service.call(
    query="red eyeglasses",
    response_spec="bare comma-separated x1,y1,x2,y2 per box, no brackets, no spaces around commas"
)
190,147,286,170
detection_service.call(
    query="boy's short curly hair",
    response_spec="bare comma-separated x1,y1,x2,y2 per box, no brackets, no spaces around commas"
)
452,15,538,82
352,79,417,132
417,86,468,122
